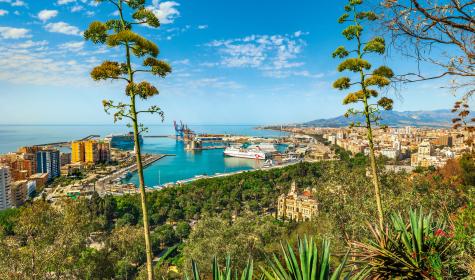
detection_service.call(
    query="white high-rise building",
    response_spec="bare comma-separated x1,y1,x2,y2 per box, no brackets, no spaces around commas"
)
0,166,12,210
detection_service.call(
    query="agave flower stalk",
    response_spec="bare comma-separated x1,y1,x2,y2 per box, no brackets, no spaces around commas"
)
84,1,172,279
333,0,395,229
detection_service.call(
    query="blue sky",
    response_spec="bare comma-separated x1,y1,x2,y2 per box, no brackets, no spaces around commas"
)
0,0,465,125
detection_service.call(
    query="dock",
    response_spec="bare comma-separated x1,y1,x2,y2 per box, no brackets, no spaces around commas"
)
33,134,101,147
186,145,227,151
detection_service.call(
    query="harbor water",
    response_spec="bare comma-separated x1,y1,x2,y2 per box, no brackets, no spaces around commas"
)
0,124,288,186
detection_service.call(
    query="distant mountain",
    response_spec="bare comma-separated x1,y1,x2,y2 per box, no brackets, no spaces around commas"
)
305,109,464,128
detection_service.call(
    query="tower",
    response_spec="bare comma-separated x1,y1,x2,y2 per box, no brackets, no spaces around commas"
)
36,149,60,180
0,166,12,210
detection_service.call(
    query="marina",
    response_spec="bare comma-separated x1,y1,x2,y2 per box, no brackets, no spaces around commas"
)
0,124,292,189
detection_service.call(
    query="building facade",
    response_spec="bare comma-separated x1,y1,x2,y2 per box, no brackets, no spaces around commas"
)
277,181,318,222
36,149,60,180
71,141,85,163
0,166,12,210
10,180,27,207
71,140,110,164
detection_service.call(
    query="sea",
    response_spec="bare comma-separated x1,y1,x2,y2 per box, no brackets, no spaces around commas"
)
0,124,287,187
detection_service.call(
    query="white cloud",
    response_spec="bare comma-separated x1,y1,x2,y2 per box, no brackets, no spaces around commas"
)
206,32,309,77
11,0,25,7
148,0,180,24
88,0,99,7
0,0,25,6
71,5,83,12
0,40,93,85
44,22,81,36
17,40,48,48
57,0,75,4
0,26,31,39
59,41,84,51
0,9,8,16
197,25,208,30
173,59,190,65
38,10,58,22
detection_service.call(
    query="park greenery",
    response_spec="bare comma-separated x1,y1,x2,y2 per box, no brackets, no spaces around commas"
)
0,152,473,279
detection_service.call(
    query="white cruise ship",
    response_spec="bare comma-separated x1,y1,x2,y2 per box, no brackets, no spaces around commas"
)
224,146,268,160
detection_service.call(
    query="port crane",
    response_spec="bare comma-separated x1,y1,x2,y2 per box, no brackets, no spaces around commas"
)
173,120,195,141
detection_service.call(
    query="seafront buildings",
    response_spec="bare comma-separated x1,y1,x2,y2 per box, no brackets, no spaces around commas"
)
37,149,61,180
72,140,111,164
282,126,472,168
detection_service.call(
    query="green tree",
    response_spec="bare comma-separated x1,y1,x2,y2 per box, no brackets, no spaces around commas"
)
332,0,394,229
176,221,191,241
182,213,287,276
84,1,171,279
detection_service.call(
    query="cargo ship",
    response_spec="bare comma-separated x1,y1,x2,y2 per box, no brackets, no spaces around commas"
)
223,146,269,160
105,132,143,150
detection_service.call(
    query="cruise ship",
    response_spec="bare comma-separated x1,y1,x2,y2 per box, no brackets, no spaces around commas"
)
223,146,269,160
105,132,143,150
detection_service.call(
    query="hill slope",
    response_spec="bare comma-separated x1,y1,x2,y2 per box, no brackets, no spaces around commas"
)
305,109,461,127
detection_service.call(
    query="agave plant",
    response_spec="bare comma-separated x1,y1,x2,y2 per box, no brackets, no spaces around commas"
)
186,256,254,280
351,209,459,279
260,236,348,280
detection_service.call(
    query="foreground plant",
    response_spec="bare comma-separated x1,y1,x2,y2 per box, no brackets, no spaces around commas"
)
351,209,463,279
84,0,172,279
186,257,254,280
261,236,348,280
333,0,394,229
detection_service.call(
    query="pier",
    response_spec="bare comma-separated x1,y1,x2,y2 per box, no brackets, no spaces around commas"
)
34,134,101,147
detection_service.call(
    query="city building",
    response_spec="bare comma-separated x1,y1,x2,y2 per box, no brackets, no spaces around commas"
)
29,173,49,190
60,152,71,167
61,162,85,176
277,181,318,222
98,142,111,163
26,180,36,197
71,140,110,164
36,149,60,180
71,141,85,163
10,180,27,207
85,140,99,163
0,166,12,210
